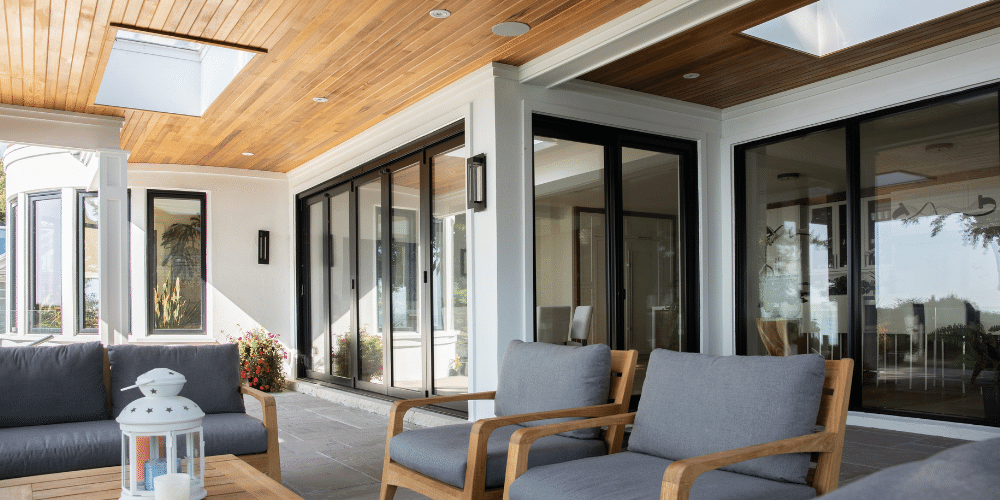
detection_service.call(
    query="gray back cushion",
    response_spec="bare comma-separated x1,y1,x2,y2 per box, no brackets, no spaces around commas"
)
0,341,110,427
494,340,611,439
628,350,825,484
109,344,245,417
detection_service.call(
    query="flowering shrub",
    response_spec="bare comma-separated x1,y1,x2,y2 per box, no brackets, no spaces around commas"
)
228,326,287,392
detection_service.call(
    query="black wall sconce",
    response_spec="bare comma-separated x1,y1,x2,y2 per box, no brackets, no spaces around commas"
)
258,230,270,264
467,153,486,212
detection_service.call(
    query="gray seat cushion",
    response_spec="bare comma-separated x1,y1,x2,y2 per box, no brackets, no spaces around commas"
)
508,451,818,500
817,437,1000,500
494,340,611,439
628,350,825,484
0,341,110,428
388,422,607,490
0,420,121,479
202,413,269,457
109,344,245,417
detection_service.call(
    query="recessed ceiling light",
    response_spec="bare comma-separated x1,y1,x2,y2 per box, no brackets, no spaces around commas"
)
925,142,954,152
242,152,254,156
777,172,800,181
430,9,451,19
312,96,328,103
683,73,700,79
492,22,530,37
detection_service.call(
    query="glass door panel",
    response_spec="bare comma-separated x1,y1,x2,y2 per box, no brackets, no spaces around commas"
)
357,177,384,386
390,164,423,392
859,90,1000,422
742,128,848,360
533,136,607,345
431,146,468,397
621,147,682,393
329,189,352,379
306,200,328,375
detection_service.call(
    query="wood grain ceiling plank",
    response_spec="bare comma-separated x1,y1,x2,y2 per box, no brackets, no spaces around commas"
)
19,0,35,107
54,0,83,110
200,0,240,40
0,5,9,104
31,0,49,108
173,0,208,34
212,0,264,42
3,0,23,106
120,0,143,25
72,0,114,113
133,0,158,28
119,109,147,149
43,0,65,109
160,0,193,32
147,0,177,29
187,0,225,37
239,0,305,48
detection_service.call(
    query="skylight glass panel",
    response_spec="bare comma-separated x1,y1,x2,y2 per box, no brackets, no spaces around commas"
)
115,31,203,52
742,0,987,56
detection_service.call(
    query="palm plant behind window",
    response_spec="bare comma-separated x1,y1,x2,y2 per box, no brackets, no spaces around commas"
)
154,215,202,329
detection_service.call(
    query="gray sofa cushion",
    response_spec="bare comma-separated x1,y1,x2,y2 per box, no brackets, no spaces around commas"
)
494,340,611,439
0,420,121,479
109,344,245,417
0,341,109,428
508,451,818,500
628,350,825,484
202,413,269,456
817,437,1000,500
388,422,607,489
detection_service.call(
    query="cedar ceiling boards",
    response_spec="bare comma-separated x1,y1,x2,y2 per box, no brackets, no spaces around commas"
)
0,0,651,172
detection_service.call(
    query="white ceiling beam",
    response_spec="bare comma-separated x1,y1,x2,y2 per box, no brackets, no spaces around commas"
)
518,0,755,88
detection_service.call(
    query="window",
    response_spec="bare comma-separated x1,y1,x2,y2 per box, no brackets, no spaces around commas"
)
78,192,99,332
7,201,15,333
29,192,62,332
147,191,206,333
737,85,1000,426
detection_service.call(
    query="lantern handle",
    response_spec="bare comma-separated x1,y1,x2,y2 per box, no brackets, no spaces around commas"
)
120,383,146,392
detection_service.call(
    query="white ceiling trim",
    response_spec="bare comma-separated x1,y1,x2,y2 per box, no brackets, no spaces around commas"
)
517,0,754,88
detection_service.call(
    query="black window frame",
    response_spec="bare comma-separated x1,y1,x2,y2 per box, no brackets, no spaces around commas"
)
77,191,99,333
27,191,63,334
146,189,207,335
734,82,1000,426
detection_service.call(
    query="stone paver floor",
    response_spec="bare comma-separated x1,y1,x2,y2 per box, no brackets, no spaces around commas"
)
244,390,972,499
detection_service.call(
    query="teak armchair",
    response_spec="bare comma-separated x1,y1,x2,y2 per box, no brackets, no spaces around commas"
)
504,352,854,500
381,342,638,500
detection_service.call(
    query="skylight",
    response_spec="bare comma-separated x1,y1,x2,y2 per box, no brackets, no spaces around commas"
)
95,29,261,117
742,0,987,57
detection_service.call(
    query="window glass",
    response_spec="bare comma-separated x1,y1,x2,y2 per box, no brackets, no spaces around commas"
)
80,193,99,331
149,193,204,331
30,194,62,332
7,202,14,332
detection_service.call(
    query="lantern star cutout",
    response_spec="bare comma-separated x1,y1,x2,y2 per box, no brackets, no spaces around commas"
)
166,408,173,413
131,408,136,413
146,408,153,413
150,388,157,394
183,406,189,411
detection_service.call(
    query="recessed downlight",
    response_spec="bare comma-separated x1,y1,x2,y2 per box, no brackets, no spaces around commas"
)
242,152,254,156
312,96,328,103
492,22,530,37
777,172,800,181
683,73,700,79
430,9,451,19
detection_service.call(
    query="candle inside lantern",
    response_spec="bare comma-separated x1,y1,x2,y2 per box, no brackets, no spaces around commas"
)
153,474,190,500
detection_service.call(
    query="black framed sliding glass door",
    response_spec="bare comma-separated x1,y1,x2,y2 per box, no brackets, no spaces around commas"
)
297,129,467,409
532,115,700,399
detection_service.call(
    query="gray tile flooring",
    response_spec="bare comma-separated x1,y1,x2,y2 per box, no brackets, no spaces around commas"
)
244,390,972,499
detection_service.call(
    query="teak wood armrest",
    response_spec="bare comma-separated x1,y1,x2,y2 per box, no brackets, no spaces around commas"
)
503,412,638,499
239,384,281,482
660,432,838,500
387,391,498,439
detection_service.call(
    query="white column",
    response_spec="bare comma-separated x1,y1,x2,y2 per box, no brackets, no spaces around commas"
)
98,149,130,345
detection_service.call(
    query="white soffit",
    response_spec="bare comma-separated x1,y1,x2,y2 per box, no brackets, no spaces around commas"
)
95,30,257,116
742,0,988,57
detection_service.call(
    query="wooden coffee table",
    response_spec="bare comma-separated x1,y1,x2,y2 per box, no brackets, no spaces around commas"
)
0,455,302,499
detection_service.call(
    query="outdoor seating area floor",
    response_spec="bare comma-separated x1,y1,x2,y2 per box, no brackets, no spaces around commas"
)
244,390,973,499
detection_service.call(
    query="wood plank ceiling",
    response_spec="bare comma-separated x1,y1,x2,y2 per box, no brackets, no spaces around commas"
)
583,0,1000,109
0,0,651,172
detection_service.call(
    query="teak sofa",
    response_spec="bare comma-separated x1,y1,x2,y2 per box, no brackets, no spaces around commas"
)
0,341,280,481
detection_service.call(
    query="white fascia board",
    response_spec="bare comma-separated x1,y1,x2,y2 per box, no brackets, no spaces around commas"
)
519,0,754,88
128,162,288,181
0,103,124,151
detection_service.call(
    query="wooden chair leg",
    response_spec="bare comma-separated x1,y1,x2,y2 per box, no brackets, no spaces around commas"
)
380,481,397,500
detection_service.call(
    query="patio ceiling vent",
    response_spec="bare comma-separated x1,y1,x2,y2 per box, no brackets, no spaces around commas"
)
94,25,266,117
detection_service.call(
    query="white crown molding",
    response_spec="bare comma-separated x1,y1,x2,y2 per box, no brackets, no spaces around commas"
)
129,162,288,181
0,103,125,128
519,0,754,88
556,79,722,120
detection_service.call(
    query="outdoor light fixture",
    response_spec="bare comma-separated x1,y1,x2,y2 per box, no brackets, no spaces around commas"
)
467,153,486,212
312,97,328,103
683,73,700,79
242,152,254,156
430,9,451,18
492,22,530,37
258,230,270,265
891,202,910,219
118,369,206,500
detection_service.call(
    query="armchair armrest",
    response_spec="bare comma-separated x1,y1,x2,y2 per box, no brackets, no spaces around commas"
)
503,412,638,499
386,391,497,439
660,432,838,500
240,384,281,481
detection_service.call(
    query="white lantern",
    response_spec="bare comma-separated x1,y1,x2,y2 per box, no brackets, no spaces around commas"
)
118,368,207,500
